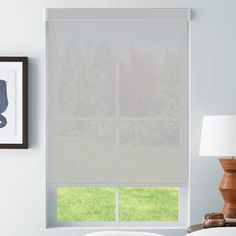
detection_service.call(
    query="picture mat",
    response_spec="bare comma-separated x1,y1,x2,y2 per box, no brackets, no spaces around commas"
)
0,69,16,136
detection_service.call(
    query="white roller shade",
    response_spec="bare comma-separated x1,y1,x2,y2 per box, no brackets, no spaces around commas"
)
47,8,189,186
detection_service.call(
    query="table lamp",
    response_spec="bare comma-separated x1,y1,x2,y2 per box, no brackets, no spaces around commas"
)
199,115,236,219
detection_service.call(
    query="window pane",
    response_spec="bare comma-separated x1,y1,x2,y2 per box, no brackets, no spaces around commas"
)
119,187,178,221
51,120,116,184
57,187,116,222
119,120,181,184
53,22,116,118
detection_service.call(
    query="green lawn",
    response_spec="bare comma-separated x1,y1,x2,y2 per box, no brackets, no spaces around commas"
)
119,187,178,221
57,187,178,222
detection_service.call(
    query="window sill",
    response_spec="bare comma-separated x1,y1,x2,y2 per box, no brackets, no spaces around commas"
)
46,222,188,230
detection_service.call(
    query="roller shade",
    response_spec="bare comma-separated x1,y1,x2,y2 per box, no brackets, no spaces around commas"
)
47,8,189,186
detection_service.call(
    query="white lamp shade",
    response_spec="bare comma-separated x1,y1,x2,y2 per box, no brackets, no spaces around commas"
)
199,115,236,157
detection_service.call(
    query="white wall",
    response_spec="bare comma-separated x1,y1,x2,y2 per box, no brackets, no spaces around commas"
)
0,0,235,235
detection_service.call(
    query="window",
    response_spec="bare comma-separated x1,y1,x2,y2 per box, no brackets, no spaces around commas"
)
57,187,179,222
46,8,189,227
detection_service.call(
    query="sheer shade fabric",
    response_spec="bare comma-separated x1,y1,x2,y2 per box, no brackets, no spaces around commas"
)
47,9,189,186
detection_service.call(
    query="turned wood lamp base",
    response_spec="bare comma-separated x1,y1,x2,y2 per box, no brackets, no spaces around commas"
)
219,159,236,219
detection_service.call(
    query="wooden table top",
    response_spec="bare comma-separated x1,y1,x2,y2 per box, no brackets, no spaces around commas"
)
187,223,236,233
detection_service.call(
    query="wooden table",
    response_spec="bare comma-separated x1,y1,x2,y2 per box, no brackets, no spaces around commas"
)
187,223,236,233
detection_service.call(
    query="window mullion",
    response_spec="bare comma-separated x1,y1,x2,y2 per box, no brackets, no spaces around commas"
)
115,187,119,222
115,36,120,222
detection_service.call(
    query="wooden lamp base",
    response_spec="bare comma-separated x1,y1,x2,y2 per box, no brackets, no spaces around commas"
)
219,158,236,219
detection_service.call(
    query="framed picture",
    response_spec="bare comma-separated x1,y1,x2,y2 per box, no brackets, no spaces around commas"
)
0,57,28,148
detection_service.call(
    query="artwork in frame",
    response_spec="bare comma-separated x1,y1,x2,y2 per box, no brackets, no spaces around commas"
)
0,57,28,148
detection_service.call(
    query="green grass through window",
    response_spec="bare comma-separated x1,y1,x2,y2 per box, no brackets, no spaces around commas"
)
57,187,116,221
57,187,178,222
119,187,178,221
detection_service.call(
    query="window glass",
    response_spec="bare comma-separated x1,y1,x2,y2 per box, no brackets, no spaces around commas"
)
119,187,178,221
57,187,116,222
57,187,178,222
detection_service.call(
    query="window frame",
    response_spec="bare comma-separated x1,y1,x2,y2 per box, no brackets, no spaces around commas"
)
46,185,188,228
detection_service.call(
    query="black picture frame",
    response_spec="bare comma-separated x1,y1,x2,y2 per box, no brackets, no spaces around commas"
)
0,57,28,149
